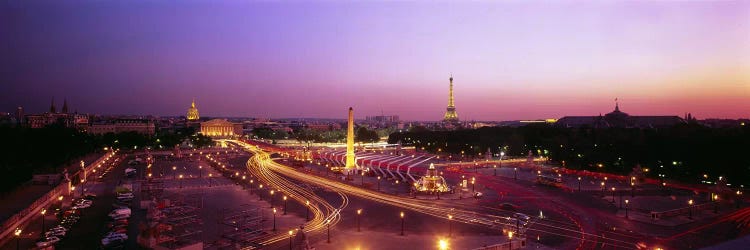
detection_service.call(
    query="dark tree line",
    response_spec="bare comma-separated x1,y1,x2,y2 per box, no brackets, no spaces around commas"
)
0,125,213,193
388,124,750,185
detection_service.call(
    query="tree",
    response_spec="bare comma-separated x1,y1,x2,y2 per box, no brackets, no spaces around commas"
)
355,127,379,143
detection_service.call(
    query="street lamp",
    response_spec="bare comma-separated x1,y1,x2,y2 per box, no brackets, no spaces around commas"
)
272,208,277,231
448,214,453,237
179,174,183,188
288,230,294,250
14,228,22,250
208,173,213,187
625,199,629,219
326,219,331,243
400,212,405,236
514,168,517,180
198,165,202,178
494,165,497,176
283,196,288,215
40,209,47,237
507,231,514,250
305,200,310,221
611,187,616,203
688,199,694,219
361,172,365,186
172,166,176,179
258,184,263,200
471,178,476,193
357,209,362,232
577,177,582,192
600,182,605,196
438,238,449,250
377,176,381,191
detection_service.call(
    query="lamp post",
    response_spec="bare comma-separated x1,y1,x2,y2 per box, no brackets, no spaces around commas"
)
514,168,517,180
40,209,46,237
272,208,277,231
258,184,263,200
471,177,476,193
400,212,405,236
283,196,288,215
14,228,22,250
688,199,694,219
172,166,176,179
249,180,254,194
326,219,331,243
507,231,513,250
448,214,453,237
600,182,605,196
625,199,629,219
494,165,497,176
357,209,362,232
577,177,582,192
377,176,381,191
631,181,635,197
209,173,213,187
179,174,183,188
199,165,202,178
288,230,294,250
306,200,310,221
361,172,365,186
611,187,616,203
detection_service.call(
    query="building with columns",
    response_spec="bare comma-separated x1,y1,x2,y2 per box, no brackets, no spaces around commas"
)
200,119,243,138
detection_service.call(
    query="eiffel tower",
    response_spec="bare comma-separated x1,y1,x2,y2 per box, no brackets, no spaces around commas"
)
443,75,459,123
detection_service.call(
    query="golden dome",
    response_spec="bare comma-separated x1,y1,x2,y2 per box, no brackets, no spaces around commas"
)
187,99,200,121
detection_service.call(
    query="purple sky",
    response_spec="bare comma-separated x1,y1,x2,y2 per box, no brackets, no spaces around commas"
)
2,0,748,121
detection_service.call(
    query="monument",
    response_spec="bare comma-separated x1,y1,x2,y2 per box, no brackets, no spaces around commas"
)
443,75,459,123
345,107,357,175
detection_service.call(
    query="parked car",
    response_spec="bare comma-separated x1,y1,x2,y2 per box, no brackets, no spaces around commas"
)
35,236,61,247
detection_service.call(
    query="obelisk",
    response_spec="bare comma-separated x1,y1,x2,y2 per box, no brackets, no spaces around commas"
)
345,107,356,174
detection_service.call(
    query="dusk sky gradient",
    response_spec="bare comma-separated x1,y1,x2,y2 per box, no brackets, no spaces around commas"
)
2,0,749,121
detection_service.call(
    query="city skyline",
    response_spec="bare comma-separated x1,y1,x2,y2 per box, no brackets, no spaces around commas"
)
2,1,748,120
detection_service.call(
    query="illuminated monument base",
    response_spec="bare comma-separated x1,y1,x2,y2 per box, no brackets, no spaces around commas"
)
414,163,450,193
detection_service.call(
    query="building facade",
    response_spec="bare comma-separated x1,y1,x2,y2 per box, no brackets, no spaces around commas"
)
556,102,685,129
200,119,243,137
88,119,156,135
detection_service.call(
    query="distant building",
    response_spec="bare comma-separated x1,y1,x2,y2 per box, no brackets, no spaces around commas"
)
200,119,243,138
88,119,155,135
186,99,200,121
15,106,24,125
26,98,88,129
556,101,685,129
306,123,340,131
365,115,399,123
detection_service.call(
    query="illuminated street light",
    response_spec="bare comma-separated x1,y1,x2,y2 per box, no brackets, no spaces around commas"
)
40,209,47,237
283,196,288,215
179,174,183,188
272,208,277,231
577,177,582,191
513,168,517,180
448,214,453,237
400,211,405,236
625,199,629,219
306,200,310,221
438,238,449,250
377,176,381,191
714,194,719,213
357,209,362,232
14,228,22,250
688,199,694,219
326,219,331,243
288,230,294,250
611,187,616,203
507,231,514,250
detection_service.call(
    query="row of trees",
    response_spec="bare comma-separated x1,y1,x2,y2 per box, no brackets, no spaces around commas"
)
0,125,213,194
388,124,750,185
292,127,381,145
